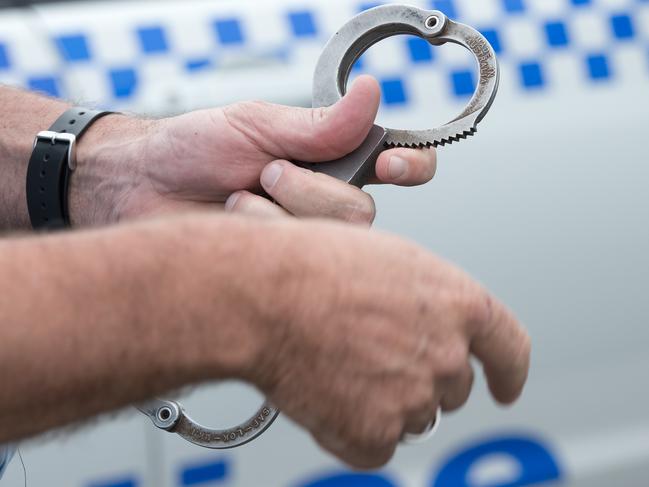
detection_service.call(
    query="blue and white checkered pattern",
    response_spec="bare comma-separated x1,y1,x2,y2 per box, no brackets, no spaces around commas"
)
0,0,648,108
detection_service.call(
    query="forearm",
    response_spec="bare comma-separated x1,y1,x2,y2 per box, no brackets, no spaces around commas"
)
0,85,151,231
0,214,281,442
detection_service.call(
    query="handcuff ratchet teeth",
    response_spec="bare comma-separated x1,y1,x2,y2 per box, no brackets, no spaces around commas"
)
139,4,499,449
313,4,499,150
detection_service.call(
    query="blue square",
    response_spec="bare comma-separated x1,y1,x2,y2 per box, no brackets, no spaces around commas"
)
545,21,569,47
610,14,634,40
503,0,525,13
0,43,10,70
352,55,365,71
109,68,137,98
87,479,137,487
451,70,475,97
137,26,169,54
54,34,91,62
359,2,383,12
214,19,245,45
288,11,318,37
380,78,408,105
181,460,228,486
519,62,545,89
185,58,212,72
27,76,60,97
571,0,591,5
407,37,434,63
480,28,502,54
431,0,457,19
586,54,611,80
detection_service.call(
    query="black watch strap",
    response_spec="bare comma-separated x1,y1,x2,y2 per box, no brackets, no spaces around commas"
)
26,107,113,230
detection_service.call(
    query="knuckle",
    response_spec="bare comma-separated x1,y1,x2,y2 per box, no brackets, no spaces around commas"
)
462,290,494,330
222,100,273,149
353,419,401,454
402,383,435,414
369,447,396,469
383,418,405,445
442,393,468,412
433,343,469,379
347,194,376,225
309,108,340,156
310,106,365,158
312,106,328,125
348,449,394,470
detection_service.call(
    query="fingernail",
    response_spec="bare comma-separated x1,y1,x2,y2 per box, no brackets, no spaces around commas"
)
388,156,408,180
261,163,284,190
225,192,241,211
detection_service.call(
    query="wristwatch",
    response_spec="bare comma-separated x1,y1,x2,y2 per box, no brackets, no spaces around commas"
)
26,107,113,230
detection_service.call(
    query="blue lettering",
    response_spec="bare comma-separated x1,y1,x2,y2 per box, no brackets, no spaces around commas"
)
295,472,398,487
432,434,562,487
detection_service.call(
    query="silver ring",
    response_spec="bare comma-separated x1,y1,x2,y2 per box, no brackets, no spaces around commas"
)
401,407,442,445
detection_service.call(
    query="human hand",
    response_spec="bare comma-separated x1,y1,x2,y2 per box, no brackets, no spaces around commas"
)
241,218,531,469
72,76,436,227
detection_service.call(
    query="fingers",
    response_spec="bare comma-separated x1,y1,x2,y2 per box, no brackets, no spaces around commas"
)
439,364,475,412
260,160,376,225
224,75,380,162
319,441,397,471
312,426,399,470
402,391,441,436
468,293,532,405
373,147,438,186
224,191,289,219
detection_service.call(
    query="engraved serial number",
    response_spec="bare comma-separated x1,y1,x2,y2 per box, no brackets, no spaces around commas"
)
466,35,496,83
216,407,272,443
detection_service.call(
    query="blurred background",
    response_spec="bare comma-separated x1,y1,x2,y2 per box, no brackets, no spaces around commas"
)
1,0,649,485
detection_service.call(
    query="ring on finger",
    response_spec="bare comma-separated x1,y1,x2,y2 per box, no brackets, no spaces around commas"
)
401,407,442,445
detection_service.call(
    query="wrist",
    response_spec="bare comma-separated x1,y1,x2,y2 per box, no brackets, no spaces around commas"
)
70,114,156,227
226,219,323,389
168,215,310,384
0,87,69,230
142,215,285,381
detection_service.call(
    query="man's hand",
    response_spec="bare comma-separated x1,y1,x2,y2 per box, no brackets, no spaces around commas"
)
243,219,530,469
0,213,529,468
72,76,436,226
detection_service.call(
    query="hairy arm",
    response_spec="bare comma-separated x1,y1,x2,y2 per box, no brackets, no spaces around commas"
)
0,209,530,467
0,79,438,232
0,86,68,229
0,85,529,468
0,214,278,443
0,85,146,230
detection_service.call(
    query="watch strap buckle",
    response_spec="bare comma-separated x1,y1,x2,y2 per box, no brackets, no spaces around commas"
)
34,131,77,171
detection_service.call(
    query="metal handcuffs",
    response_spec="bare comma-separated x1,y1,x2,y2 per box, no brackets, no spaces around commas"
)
139,4,499,450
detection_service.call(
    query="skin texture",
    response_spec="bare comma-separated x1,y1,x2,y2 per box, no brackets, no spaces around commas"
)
0,215,530,470
0,76,436,230
0,79,531,468
251,221,529,469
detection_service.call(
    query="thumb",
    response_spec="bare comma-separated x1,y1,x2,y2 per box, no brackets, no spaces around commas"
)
227,75,380,162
